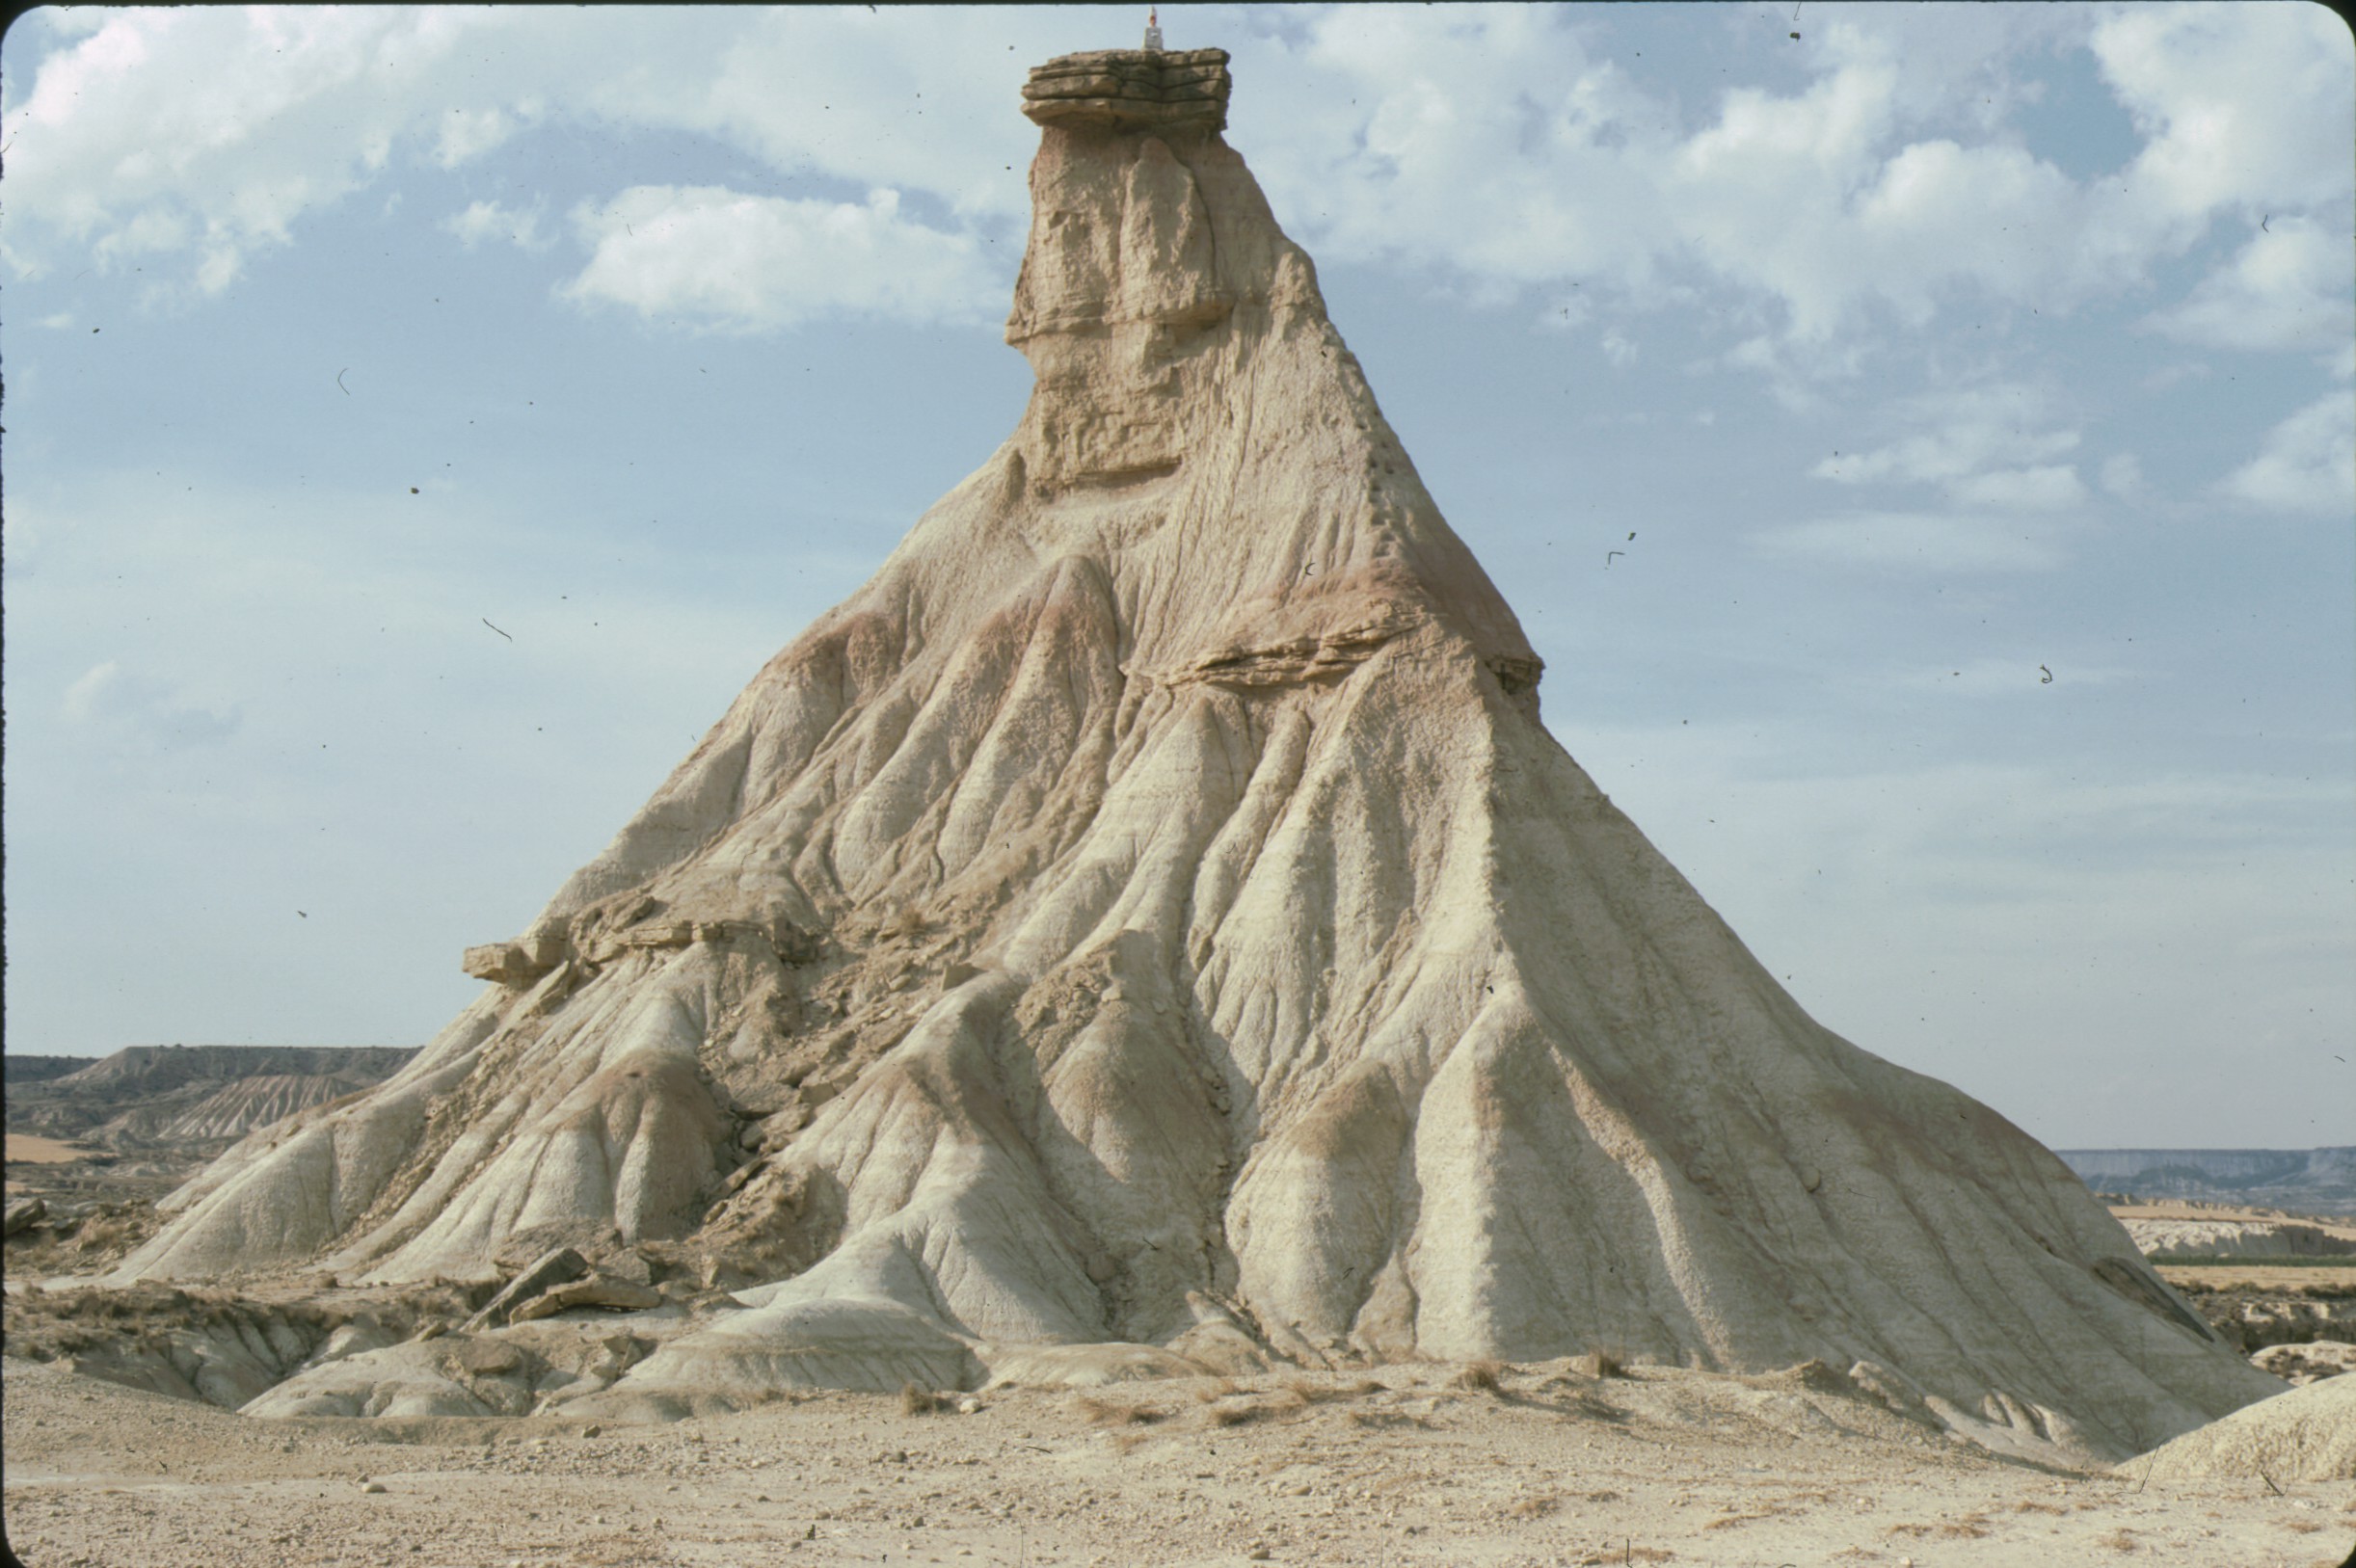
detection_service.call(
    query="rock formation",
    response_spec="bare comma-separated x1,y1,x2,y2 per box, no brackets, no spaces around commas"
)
114,44,2278,1459
7,1046,418,1151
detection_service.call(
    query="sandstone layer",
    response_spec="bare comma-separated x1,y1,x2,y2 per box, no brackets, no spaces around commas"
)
111,46,2278,1461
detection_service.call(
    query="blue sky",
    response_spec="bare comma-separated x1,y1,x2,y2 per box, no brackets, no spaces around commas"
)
3,3,2349,1148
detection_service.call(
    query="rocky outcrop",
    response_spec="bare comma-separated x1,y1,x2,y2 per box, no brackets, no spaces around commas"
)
113,42,2277,1463
6,1047,417,1150
2123,1374,2355,1481
2124,1217,2356,1261
2251,1340,2354,1385
1020,47,1232,133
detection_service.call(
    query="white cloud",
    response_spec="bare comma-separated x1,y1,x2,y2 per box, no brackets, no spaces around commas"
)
560,185,1003,333
4,5,2347,363
1752,511,2068,573
2219,393,2356,514
1948,465,2088,511
1811,382,2086,509
2099,453,2148,501
2,7,512,291
435,106,520,170
2091,2,2356,225
2145,217,2356,354
62,660,241,749
442,199,548,252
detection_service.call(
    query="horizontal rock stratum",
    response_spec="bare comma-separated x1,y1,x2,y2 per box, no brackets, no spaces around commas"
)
114,42,2277,1460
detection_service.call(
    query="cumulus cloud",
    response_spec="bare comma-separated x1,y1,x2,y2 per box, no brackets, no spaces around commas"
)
5,4,2347,362
2219,394,2356,514
1810,383,2087,509
63,661,241,749
442,199,548,252
2090,2,2356,226
2,7,514,291
2145,217,2356,355
1240,3,2351,349
560,185,1004,333
435,106,522,170
2099,453,2149,501
1752,511,2068,573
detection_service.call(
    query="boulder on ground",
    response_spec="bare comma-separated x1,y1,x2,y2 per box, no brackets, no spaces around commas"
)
2251,1340,2355,1385
508,1273,665,1322
2124,1373,2355,1483
465,1246,589,1330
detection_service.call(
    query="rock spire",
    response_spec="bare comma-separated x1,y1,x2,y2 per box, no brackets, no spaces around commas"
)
116,46,2276,1460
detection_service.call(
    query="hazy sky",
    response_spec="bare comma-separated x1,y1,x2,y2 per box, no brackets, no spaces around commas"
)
4,4,2350,1149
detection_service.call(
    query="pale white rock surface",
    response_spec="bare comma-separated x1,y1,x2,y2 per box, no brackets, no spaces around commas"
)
114,46,2276,1462
2125,1372,2356,1482
2123,1216,2356,1260
2251,1339,2356,1385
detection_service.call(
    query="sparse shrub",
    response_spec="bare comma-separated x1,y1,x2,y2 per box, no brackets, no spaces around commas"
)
1453,1358,1506,1394
1073,1394,1164,1426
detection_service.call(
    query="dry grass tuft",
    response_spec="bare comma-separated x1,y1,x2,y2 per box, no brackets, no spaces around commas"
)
1073,1394,1165,1427
1348,1409,1434,1431
1453,1359,1507,1394
1105,1427,1156,1456
1509,1494,1560,1520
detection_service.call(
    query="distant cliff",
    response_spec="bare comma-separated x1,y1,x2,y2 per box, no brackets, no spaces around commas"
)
5,1046,418,1149
3,1055,100,1085
2058,1148,2356,1216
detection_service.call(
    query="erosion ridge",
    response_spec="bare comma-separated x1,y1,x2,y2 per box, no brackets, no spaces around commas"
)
105,42,2278,1461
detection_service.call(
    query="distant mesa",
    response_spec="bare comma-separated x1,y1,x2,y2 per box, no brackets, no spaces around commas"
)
2060,1148,2356,1217
100,42,2276,1464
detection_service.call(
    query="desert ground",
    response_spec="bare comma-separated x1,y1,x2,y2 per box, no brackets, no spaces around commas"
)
3,1136,92,1174
8,1138,2355,1567
7,1347,2353,1568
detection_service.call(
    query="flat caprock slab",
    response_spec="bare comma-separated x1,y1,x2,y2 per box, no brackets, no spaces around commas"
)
1021,48,1231,132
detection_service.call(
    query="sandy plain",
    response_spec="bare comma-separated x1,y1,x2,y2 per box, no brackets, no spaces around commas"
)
7,1347,2353,1568
4,1136,92,1170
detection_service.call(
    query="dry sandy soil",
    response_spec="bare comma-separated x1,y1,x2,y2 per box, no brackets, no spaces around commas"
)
7,1352,2352,1568
5,1136,92,1170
